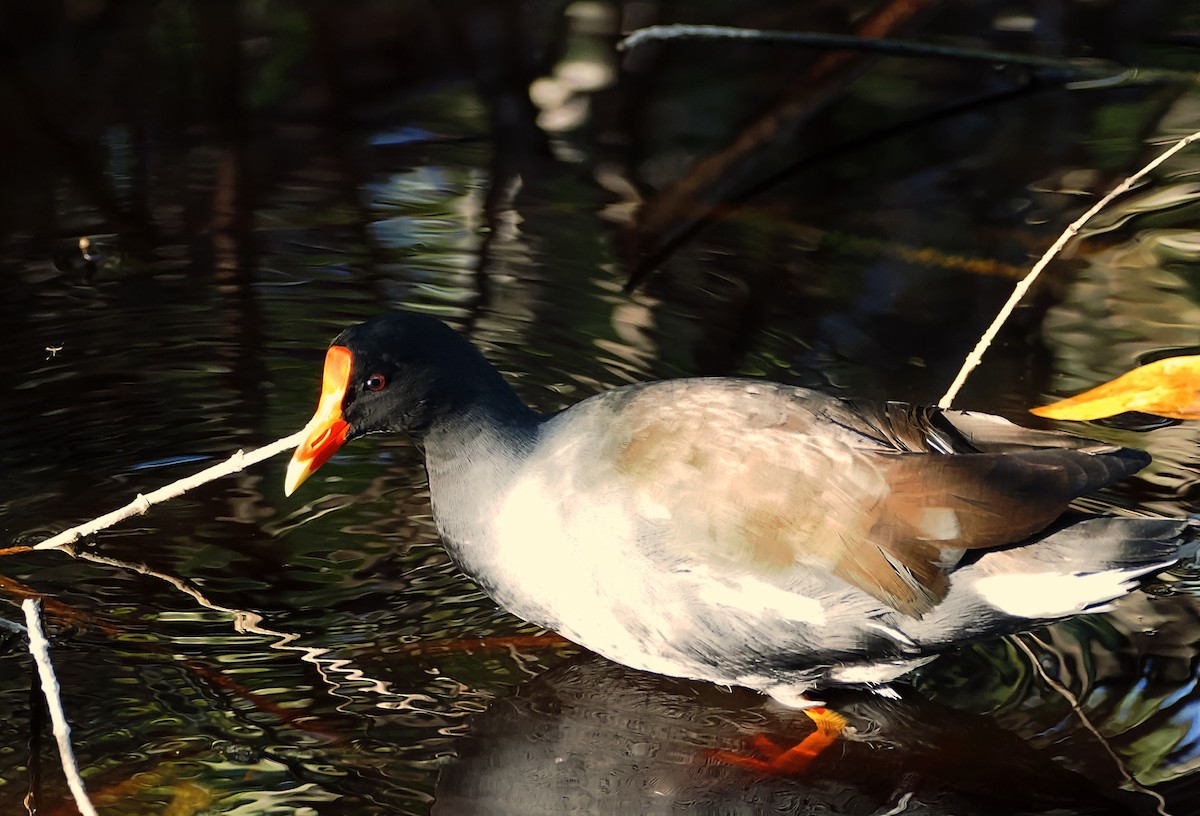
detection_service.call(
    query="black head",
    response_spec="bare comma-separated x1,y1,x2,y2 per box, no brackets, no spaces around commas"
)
285,313,518,495
333,313,500,438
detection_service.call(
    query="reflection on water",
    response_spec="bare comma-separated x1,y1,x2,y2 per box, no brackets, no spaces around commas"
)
918,580,1200,807
2,1,1200,813
435,654,1133,816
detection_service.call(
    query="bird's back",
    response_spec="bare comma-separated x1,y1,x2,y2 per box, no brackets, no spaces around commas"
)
540,378,1148,617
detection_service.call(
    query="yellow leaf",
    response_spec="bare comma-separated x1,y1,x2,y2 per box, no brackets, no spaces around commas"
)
165,781,215,816
1031,355,1200,420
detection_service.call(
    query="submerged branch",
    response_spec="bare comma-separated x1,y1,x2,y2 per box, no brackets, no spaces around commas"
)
622,0,940,285
938,129,1200,408
35,430,306,551
59,545,408,704
624,80,1044,288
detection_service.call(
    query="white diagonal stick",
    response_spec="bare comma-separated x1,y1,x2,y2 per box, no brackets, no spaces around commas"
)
23,598,99,816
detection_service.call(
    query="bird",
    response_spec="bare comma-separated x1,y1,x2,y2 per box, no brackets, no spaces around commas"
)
285,313,1196,708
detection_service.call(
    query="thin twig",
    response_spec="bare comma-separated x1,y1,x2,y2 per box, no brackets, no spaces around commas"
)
21,426,403,701
1013,634,1171,816
617,24,1167,85
22,599,99,816
938,129,1200,408
35,430,307,550
59,544,403,702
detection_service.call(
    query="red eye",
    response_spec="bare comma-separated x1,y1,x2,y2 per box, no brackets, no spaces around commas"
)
365,373,387,392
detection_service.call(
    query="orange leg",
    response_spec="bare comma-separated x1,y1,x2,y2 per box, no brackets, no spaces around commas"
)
706,706,849,775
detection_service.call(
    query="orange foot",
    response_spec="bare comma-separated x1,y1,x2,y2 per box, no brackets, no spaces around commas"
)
706,707,849,776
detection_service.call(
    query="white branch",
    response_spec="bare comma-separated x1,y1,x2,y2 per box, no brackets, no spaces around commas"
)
938,129,1200,409
23,599,99,816
35,430,307,551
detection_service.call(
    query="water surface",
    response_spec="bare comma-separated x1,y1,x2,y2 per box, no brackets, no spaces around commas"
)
2,2,1200,813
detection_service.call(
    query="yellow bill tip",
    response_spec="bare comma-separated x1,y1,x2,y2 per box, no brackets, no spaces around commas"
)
284,454,312,497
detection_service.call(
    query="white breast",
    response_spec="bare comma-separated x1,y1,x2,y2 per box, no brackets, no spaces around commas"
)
490,454,659,650
424,402,838,688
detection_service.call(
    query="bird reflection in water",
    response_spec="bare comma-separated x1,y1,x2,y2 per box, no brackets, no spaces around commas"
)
432,654,1132,816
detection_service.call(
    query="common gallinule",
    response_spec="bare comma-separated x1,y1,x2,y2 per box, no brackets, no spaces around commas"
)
285,313,1195,707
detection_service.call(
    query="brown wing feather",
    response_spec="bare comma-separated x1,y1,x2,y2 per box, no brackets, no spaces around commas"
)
604,380,1146,618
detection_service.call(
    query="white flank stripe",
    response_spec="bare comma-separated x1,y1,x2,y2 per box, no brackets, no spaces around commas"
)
974,570,1138,618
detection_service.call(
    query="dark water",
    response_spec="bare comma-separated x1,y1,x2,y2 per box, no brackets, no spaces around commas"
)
2,1,1200,813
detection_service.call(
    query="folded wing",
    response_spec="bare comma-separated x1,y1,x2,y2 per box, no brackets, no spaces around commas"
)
604,381,1148,617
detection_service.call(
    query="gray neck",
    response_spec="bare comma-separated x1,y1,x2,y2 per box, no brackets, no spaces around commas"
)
420,396,544,574
421,380,542,512
420,379,543,463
